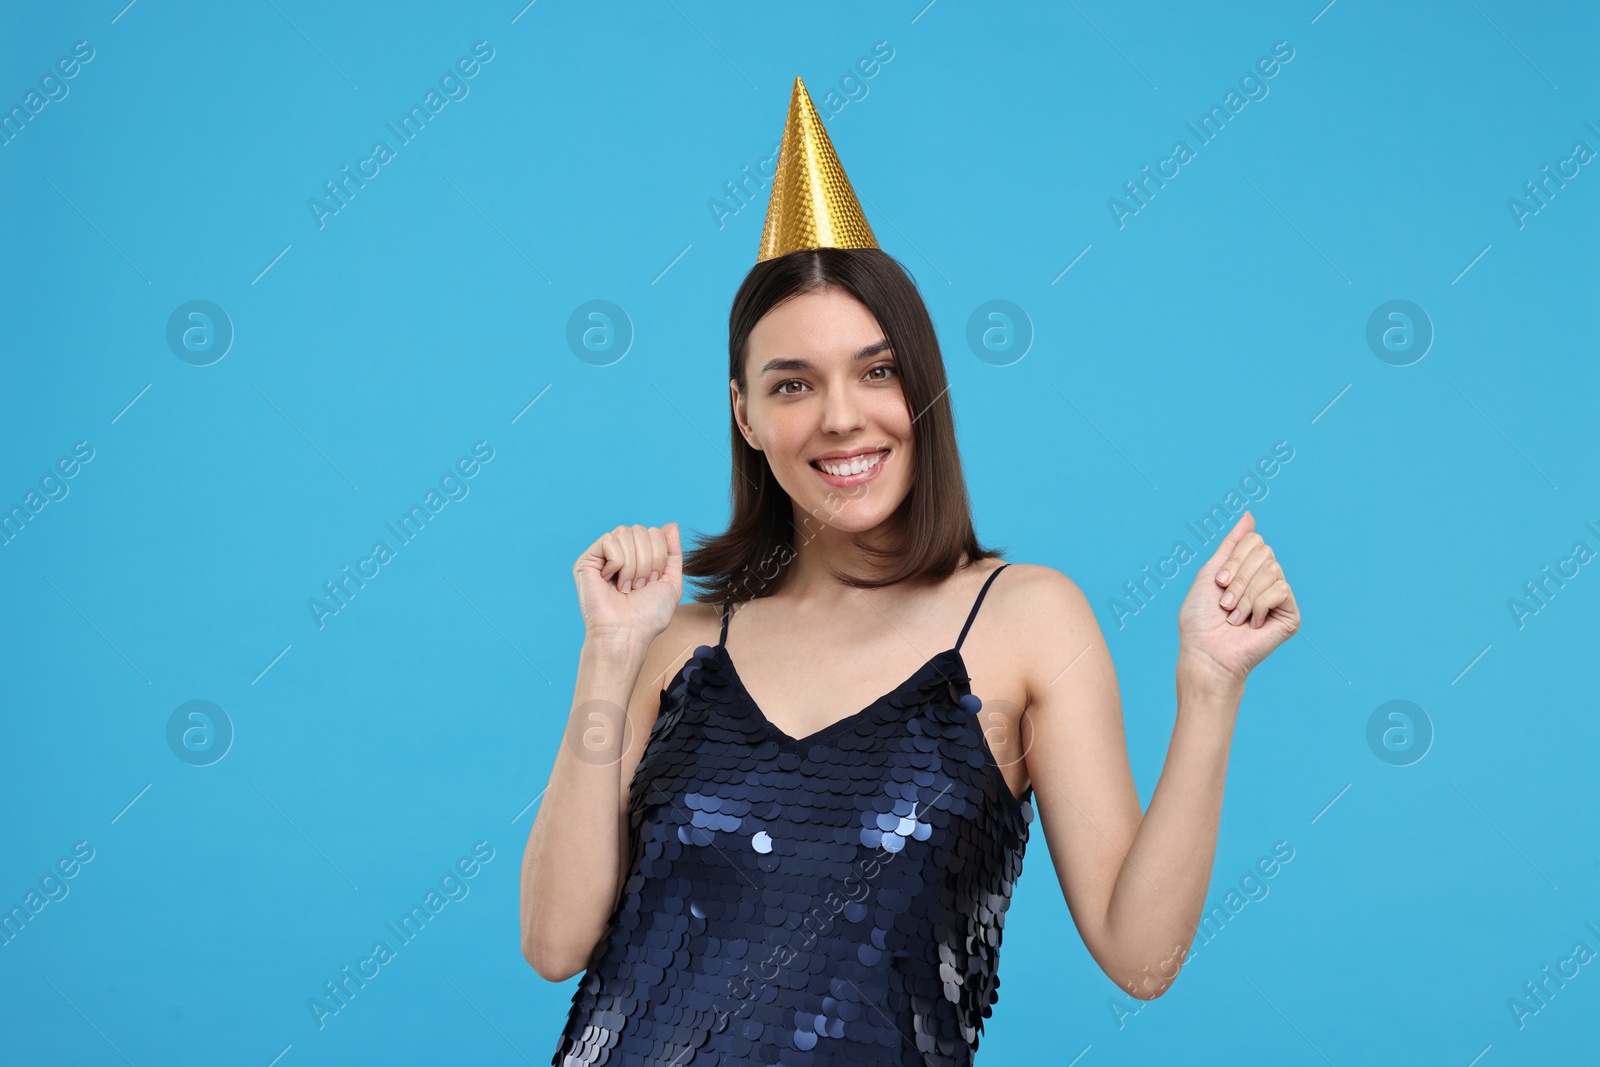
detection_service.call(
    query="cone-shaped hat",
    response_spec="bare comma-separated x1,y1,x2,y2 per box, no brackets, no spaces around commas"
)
756,77,879,262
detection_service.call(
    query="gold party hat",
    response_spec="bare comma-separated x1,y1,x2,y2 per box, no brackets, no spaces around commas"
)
756,77,879,262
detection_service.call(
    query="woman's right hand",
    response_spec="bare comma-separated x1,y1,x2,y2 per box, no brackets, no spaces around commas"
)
573,522,683,646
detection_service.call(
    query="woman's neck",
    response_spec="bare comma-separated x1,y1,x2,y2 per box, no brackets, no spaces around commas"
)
776,511,958,604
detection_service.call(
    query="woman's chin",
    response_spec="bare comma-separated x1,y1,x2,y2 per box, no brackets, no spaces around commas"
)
799,500,903,536
776,469,907,533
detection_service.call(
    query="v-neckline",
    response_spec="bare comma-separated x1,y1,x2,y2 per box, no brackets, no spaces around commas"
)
716,643,966,750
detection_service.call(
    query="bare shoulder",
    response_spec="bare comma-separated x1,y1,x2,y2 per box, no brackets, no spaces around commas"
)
989,562,1096,628
659,595,724,644
637,597,724,697
986,562,1107,697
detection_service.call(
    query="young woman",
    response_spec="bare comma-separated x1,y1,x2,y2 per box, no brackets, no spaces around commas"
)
524,81,1299,1067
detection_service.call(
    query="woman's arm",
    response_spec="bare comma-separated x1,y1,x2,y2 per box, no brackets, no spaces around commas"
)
519,631,650,981
1016,511,1298,999
519,523,688,982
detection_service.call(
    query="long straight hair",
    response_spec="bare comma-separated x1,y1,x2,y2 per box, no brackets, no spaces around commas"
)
683,247,1003,606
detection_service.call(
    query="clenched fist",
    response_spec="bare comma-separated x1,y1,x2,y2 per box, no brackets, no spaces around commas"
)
573,522,683,645
1176,511,1300,688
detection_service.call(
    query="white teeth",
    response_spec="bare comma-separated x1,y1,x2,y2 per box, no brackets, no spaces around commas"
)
817,451,884,477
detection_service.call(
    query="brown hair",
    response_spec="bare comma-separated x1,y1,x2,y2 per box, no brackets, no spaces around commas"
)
682,247,1004,605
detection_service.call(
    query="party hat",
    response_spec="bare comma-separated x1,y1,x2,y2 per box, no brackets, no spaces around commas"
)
756,77,879,262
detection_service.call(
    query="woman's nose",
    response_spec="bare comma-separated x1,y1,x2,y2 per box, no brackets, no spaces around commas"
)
820,380,866,434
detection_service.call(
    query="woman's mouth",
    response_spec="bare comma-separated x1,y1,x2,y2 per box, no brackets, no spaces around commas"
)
809,449,889,487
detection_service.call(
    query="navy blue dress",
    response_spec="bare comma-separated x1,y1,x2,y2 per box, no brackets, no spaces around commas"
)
551,564,1034,1066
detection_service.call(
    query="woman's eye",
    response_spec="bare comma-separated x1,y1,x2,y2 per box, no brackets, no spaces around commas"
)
773,366,892,394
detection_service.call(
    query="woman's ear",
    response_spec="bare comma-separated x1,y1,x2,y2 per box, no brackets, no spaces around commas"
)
730,378,762,452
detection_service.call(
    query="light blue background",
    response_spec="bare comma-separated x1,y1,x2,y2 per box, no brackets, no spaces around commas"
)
2,1,1596,1063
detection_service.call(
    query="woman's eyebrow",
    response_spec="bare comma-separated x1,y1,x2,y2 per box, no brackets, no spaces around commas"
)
758,339,892,376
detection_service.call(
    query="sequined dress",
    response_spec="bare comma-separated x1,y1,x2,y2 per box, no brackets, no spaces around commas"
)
551,564,1034,1066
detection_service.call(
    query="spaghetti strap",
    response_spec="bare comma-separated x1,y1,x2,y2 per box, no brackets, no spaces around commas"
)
955,563,1009,652
718,598,731,647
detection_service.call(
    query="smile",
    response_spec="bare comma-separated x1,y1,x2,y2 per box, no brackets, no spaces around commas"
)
809,449,889,486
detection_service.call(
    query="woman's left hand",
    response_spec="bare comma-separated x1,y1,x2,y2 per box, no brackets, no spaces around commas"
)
1176,510,1300,688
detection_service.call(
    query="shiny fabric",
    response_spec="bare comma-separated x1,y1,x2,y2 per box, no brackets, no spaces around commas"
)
552,565,1033,1066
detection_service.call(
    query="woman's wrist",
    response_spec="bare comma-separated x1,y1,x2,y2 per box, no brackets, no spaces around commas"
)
580,629,654,679
1176,648,1246,703
583,628,651,657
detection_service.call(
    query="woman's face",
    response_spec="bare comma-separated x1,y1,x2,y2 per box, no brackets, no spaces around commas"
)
732,286,914,535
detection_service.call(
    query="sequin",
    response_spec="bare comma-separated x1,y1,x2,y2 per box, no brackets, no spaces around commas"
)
551,565,1033,1067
